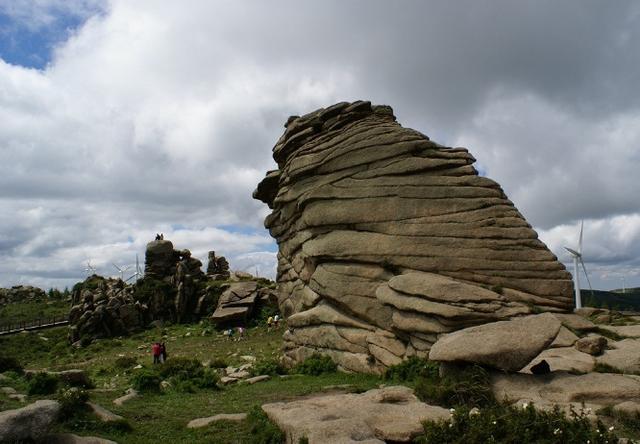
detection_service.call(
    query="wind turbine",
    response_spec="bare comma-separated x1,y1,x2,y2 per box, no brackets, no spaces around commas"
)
126,254,143,282
84,261,97,277
564,220,593,310
112,263,131,281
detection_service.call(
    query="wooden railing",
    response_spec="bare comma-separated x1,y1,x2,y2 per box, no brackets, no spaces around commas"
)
0,315,69,335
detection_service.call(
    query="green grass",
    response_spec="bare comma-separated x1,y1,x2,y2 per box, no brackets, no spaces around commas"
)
0,323,381,443
0,299,70,325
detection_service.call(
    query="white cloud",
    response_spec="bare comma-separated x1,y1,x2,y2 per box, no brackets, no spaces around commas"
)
1,1,640,290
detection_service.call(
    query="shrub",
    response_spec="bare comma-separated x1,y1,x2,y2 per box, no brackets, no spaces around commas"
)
249,305,280,327
251,359,287,377
416,404,618,444
414,364,495,408
131,368,161,392
28,372,59,395
246,405,285,444
0,355,23,374
209,358,228,369
384,357,438,381
293,354,337,376
58,387,89,416
159,357,219,391
114,356,138,370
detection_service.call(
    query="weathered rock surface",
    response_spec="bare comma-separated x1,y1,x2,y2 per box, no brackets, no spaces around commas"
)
206,251,230,281
113,388,138,406
549,326,579,348
492,371,640,409
0,400,60,443
87,402,123,422
429,313,561,371
522,347,595,374
254,101,574,370
261,386,450,443
596,339,640,373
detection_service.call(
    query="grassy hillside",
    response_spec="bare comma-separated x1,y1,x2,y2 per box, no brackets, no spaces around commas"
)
0,299,70,325
0,323,381,443
582,288,640,311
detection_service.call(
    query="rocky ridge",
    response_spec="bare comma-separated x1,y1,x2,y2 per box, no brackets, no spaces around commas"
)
254,100,574,372
0,286,47,306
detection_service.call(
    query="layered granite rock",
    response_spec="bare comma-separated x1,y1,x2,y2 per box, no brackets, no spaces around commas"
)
206,251,230,281
209,281,277,326
254,100,574,372
0,285,46,306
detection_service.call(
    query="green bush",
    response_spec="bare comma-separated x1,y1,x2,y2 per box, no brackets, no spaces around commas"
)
384,357,438,381
416,404,618,444
58,387,89,416
251,359,287,377
28,372,59,395
249,305,280,327
114,356,138,369
131,368,161,392
293,354,337,376
246,405,285,444
159,357,219,391
209,358,228,369
414,364,495,408
0,355,23,374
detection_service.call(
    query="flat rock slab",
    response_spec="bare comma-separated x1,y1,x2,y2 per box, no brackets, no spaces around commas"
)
429,313,561,371
187,413,247,428
521,347,594,374
0,400,61,443
113,389,139,406
262,386,450,443
88,402,123,422
244,375,270,385
41,433,118,444
596,339,640,373
492,372,640,407
549,326,579,348
553,314,597,332
220,377,238,385
599,325,640,338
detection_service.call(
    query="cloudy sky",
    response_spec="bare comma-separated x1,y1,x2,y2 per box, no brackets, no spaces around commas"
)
1,0,639,291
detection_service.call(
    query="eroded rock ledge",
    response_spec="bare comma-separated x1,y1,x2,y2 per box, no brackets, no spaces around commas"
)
254,100,574,373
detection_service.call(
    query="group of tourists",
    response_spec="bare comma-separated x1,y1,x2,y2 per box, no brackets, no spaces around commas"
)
151,341,167,364
224,326,246,341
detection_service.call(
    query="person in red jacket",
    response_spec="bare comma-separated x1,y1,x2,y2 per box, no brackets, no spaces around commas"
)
152,342,161,364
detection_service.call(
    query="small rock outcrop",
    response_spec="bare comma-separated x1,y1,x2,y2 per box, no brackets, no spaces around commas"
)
0,400,60,443
254,100,574,372
0,285,46,306
206,251,230,280
210,281,276,326
262,386,450,443
68,239,225,344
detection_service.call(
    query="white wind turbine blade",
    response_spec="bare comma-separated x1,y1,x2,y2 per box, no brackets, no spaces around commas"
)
579,257,594,295
579,220,584,255
564,246,580,257
113,263,122,272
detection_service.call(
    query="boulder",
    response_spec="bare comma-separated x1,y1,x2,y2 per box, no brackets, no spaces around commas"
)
429,313,561,371
87,402,123,422
574,335,607,356
113,388,138,406
261,386,450,443
254,101,574,370
0,400,60,442
521,347,595,374
549,326,579,348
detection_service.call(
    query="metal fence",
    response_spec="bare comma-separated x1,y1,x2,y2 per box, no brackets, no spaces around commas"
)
0,315,69,335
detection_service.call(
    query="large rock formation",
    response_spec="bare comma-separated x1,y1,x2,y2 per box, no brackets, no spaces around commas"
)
254,100,574,373
206,251,230,280
68,239,221,344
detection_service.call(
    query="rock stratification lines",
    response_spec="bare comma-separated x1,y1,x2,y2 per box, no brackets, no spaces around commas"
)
254,101,573,373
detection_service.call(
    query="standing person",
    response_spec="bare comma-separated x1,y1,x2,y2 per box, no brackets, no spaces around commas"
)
152,342,161,364
160,342,167,363
267,316,273,332
237,326,245,340
274,314,280,329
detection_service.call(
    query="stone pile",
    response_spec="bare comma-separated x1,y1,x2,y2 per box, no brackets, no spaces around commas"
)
0,285,46,306
254,100,574,372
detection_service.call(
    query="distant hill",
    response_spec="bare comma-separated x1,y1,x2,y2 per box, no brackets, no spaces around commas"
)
581,288,640,311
